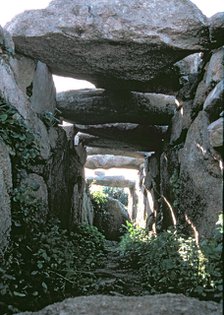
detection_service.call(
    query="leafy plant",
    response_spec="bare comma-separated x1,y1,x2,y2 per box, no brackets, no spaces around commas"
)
0,219,106,313
119,217,223,301
42,109,61,128
0,96,41,170
103,186,128,206
0,95,108,313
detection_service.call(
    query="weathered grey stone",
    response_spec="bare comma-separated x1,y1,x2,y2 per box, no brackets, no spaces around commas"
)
7,0,209,91
179,111,223,237
0,56,31,119
203,80,224,121
209,12,224,47
46,129,86,228
144,155,159,190
15,293,222,315
57,89,176,125
9,53,36,94
0,139,12,252
29,116,51,161
175,53,203,86
208,118,223,148
30,61,56,114
75,123,167,152
62,124,75,141
193,47,224,115
0,26,14,55
0,25,3,47
93,197,130,240
86,147,148,159
86,155,144,170
87,175,135,188
170,101,193,144
77,132,158,152
82,185,94,225
20,173,48,223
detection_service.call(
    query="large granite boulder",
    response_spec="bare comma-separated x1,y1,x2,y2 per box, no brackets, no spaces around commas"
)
209,12,224,47
0,50,31,120
193,47,224,116
15,294,222,315
203,80,224,121
57,89,176,125
93,197,130,240
6,0,209,91
75,123,168,152
86,147,147,159
86,154,144,170
179,111,223,237
87,174,135,189
208,118,223,148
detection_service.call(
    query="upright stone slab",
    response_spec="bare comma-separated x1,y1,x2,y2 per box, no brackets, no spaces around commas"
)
179,111,223,237
30,61,56,114
6,0,209,91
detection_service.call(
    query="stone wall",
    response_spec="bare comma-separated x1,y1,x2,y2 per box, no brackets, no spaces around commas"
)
156,47,223,238
0,27,86,251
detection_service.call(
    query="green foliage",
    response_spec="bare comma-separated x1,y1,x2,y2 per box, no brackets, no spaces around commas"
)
91,190,107,206
42,110,61,128
119,221,148,255
119,217,223,302
11,182,45,236
0,219,106,313
0,96,40,169
103,186,128,206
0,94,107,313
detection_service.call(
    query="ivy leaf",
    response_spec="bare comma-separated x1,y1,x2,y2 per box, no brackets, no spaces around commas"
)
0,113,8,122
13,291,26,297
42,282,48,291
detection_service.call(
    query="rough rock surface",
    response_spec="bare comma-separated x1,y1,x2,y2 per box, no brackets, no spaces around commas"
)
82,185,94,225
86,155,144,170
209,12,224,47
0,54,31,120
208,118,223,148
203,80,224,121
75,123,167,152
57,89,176,125
9,53,36,94
30,61,56,114
93,197,130,240
86,147,147,159
7,0,209,91
170,101,193,144
193,47,224,114
46,129,86,227
77,132,150,152
0,139,12,252
179,111,223,237
87,175,135,189
16,294,222,315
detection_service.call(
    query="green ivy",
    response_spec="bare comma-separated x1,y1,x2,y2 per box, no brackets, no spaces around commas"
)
0,96,40,170
103,186,128,206
42,110,61,128
119,215,223,302
0,219,106,313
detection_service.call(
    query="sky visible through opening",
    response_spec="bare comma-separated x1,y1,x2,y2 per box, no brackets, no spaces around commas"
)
0,0,223,92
